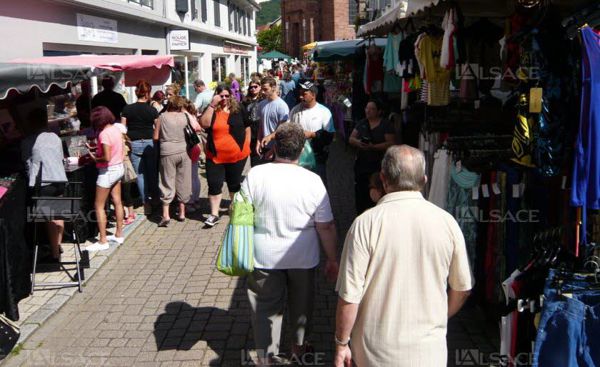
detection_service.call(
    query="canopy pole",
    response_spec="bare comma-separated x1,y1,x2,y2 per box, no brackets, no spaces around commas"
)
91,76,98,97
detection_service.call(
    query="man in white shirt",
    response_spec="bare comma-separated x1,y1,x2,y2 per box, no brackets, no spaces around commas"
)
289,81,335,185
193,80,214,112
241,123,339,366
334,145,473,367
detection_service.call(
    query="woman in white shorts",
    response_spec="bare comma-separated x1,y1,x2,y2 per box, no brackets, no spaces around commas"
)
87,106,125,251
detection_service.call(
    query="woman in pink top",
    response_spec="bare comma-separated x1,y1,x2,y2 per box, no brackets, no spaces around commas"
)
87,106,125,251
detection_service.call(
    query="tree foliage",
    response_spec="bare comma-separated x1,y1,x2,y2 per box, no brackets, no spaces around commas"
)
257,24,283,53
256,0,281,26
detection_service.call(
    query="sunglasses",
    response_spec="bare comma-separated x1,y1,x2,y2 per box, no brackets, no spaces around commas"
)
219,94,231,98
249,85,259,89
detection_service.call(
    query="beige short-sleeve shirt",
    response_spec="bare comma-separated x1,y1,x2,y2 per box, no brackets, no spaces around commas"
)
336,191,473,367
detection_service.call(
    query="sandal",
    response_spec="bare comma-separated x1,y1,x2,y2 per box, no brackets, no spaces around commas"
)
158,218,170,227
176,216,185,222
124,217,135,225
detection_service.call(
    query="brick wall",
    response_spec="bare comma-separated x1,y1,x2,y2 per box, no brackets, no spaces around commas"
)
281,0,355,58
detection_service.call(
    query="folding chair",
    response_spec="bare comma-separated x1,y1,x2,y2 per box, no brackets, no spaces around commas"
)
28,179,85,293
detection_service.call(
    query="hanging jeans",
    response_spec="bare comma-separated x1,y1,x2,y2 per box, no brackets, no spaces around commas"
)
533,270,600,367
130,139,159,204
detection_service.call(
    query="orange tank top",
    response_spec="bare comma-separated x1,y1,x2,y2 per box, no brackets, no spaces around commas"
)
206,110,250,164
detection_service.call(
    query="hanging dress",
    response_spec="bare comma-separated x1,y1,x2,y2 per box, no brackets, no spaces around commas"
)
571,26,600,245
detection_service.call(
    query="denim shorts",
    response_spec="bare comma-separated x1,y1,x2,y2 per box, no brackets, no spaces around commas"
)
533,270,600,367
96,163,124,189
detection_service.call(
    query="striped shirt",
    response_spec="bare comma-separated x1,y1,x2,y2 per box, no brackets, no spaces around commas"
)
241,162,334,269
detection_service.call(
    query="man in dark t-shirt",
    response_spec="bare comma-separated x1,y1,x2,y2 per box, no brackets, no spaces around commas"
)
91,76,127,120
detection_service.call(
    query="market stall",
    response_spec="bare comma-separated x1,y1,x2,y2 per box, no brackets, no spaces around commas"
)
0,55,175,322
348,0,600,364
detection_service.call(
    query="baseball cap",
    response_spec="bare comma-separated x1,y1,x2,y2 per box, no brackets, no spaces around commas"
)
299,81,318,95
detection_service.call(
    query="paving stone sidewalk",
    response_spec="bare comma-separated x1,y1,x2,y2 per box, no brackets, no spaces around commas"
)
1,138,499,366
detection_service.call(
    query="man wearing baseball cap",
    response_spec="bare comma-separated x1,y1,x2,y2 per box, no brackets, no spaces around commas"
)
289,81,335,185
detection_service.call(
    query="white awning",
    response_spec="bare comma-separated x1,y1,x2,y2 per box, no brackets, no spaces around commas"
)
357,1,410,37
356,0,514,37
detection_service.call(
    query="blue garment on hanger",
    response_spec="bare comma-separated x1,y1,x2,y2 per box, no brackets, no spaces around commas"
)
383,32,404,93
571,26,600,245
446,164,480,271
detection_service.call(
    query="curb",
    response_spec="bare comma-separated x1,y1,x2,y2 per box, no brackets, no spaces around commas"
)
14,215,148,344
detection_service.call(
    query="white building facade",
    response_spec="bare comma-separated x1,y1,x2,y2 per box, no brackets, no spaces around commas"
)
0,0,259,90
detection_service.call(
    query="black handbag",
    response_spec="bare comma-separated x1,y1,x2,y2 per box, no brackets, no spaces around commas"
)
0,314,19,360
184,113,201,148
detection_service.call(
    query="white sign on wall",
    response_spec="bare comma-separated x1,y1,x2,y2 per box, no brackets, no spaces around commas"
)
77,13,118,44
169,30,190,51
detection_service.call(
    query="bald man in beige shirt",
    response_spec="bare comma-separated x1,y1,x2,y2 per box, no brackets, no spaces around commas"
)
334,145,473,367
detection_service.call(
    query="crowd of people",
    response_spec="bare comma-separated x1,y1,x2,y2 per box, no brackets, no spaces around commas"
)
20,62,473,366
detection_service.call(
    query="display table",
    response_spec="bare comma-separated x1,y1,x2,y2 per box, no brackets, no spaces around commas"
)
0,175,30,321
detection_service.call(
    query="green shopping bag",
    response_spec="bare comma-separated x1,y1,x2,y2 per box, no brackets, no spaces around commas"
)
216,191,254,276
298,140,316,170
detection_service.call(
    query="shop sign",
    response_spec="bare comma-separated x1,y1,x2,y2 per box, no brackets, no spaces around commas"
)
169,30,190,51
77,13,118,44
223,42,252,55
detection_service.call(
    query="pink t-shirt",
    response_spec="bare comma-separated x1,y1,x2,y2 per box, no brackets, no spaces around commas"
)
96,124,124,168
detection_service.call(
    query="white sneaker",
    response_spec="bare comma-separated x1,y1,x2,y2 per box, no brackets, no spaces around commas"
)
87,242,110,252
107,235,125,244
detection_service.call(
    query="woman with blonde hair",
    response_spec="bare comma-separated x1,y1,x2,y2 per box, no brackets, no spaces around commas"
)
199,84,250,227
154,96,201,227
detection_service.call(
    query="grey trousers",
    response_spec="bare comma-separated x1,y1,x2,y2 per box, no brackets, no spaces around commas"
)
159,152,192,204
246,267,316,358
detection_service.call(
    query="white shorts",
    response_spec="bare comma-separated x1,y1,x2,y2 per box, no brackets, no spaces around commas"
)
97,163,124,188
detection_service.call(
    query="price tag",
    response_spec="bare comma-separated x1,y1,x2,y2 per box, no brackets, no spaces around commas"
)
456,160,462,173
472,186,479,200
512,184,520,198
529,88,543,113
561,176,567,190
492,183,501,195
482,184,490,198
474,100,481,109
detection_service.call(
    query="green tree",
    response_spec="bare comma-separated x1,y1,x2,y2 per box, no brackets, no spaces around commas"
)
257,24,283,53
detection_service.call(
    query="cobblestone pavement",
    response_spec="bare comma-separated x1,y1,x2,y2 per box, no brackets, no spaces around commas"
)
2,138,498,366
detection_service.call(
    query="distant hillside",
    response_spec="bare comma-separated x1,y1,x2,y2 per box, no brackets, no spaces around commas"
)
256,0,281,26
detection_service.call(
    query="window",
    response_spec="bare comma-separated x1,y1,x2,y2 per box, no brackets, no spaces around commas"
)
228,1,233,31
247,13,252,36
128,0,154,9
349,0,357,24
192,0,200,20
241,57,250,84
214,0,221,27
201,0,207,22
212,56,227,82
242,12,247,35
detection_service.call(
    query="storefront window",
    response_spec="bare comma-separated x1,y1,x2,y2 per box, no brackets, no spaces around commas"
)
212,56,227,82
187,58,200,100
241,57,250,85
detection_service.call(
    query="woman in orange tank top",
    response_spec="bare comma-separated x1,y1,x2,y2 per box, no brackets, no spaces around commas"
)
199,85,251,227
